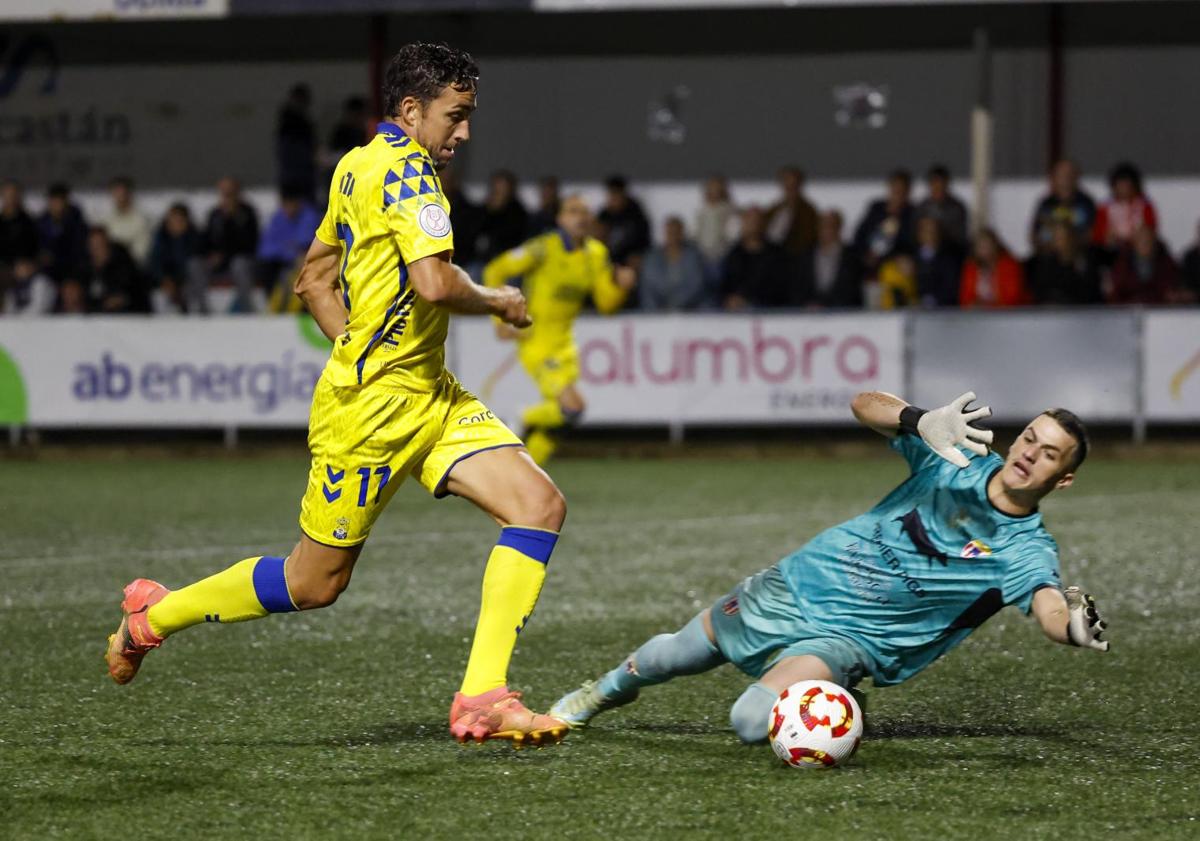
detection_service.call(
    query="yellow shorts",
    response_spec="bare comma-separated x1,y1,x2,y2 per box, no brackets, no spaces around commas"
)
518,340,579,400
299,371,522,547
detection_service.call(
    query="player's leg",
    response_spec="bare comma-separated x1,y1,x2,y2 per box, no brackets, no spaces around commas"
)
520,349,582,465
730,655,834,745
436,445,571,742
106,536,361,684
550,608,727,728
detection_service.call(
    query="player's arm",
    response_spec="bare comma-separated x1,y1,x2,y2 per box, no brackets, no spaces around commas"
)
409,252,531,326
592,261,636,314
1031,586,1110,651
294,237,346,342
851,390,995,469
482,244,539,289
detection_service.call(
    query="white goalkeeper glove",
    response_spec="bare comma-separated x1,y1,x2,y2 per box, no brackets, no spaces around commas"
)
1065,587,1110,652
899,391,994,468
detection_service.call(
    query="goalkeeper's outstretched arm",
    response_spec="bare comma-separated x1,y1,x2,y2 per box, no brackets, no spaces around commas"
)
1032,586,1110,652
852,390,994,469
851,391,908,437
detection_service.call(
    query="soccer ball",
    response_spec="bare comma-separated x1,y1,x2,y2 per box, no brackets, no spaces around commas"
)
768,680,863,770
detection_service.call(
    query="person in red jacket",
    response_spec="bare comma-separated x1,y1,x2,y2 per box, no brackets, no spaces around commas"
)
1109,226,1181,304
1092,161,1157,255
960,228,1029,307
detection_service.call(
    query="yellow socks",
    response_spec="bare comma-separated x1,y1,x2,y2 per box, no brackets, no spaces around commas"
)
459,527,559,697
146,555,297,638
521,398,566,431
524,429,557,465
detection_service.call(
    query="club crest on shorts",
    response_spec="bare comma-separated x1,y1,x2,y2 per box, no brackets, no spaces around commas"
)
722,596,740,616
418,203,451,238
961,539,993,559
333,517,350,541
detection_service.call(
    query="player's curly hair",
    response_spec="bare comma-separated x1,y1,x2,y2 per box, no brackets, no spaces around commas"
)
383,42,478,116
1042,408,1089,472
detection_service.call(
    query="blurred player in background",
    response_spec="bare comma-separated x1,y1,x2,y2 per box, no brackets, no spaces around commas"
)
106,43,571,746
551,392,1110,742
483,195,636,463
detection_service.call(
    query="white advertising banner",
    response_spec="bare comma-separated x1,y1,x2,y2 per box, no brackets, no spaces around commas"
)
1144,312,1200,421
0,317,329,427
2,0,228,21
452,314,904,428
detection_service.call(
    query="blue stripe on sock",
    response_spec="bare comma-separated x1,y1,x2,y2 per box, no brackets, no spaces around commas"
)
497,527,559,565
252,556,297,613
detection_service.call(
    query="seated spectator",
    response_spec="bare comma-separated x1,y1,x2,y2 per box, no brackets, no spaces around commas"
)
598,174,651,267
528,176,561,237
875,251,918,309
913,216,963,307
640,216,713,312
198,177,259,313
853,169,916,277
765,166,817,256
477,170,529,264
694,175,736,272
1,179,40,287
101,176,152,265
960,228,1029,308
2,256,56,315
1029,158,1096,256
795,209,862,308
258,188,320,312
1109,226,1181,304
1092,161,1157,257
1026,220,1103,305
37,183,89,291
719,206,791,310
1181,219,1200,303
74,226,150,313
438,167,484,276
148,203,202,314
915,164,968,254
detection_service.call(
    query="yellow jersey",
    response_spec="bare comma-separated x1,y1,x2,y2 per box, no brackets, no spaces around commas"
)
315,122,454,389
482,230,627,348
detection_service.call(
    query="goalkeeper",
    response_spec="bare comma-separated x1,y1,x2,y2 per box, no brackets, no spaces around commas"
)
551,392,1110,742
483,195,635,464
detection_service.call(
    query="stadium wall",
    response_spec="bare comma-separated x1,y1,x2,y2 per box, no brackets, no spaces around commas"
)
2,310,1197,434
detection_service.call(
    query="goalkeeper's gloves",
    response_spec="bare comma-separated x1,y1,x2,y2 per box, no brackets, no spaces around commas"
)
899,391,994,468
1065,587,1110,652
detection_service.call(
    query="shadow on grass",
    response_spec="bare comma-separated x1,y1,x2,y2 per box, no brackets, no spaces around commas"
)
868,720,1072,741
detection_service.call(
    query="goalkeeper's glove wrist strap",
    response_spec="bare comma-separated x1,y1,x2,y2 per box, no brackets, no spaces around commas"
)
899,405,927,436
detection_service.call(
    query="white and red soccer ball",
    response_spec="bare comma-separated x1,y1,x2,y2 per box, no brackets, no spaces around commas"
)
769,680,863,770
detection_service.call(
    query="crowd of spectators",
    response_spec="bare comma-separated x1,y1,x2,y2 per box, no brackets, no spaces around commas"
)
3,94,1199,316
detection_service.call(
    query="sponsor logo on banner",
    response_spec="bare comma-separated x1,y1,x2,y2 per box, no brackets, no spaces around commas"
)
1144,313,1200,420
453,314,903,426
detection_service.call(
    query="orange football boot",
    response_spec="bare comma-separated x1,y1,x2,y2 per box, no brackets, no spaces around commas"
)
449,686,569,747
105,578,169,685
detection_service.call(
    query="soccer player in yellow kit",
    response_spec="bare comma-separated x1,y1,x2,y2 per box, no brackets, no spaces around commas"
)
483,195,635,463
105,43,570,746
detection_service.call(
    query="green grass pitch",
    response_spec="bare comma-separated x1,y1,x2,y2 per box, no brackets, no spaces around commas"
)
2,449,1198,839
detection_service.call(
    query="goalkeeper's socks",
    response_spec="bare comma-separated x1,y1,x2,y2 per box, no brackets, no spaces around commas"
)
597,611,724,701
146,556,296,638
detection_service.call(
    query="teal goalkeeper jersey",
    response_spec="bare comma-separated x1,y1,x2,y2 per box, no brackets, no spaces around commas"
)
778,434,1062,686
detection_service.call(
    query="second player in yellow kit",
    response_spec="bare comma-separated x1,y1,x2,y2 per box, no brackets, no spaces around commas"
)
484,195,635,463
105,43,572,747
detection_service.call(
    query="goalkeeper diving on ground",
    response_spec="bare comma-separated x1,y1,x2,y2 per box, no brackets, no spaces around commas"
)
550,391,1110,742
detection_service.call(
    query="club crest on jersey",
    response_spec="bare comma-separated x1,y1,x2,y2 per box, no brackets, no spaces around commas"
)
418,203,451,238
722,596,740,616
961,539,993,559
333,517,350,541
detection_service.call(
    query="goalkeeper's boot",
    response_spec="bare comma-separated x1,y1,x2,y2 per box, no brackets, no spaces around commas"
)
105,578,169,685
449,686,569,747
549,679,637,729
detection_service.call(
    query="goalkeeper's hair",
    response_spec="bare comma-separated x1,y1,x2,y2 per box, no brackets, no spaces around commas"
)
1042,408,1089,472
384,42,479,115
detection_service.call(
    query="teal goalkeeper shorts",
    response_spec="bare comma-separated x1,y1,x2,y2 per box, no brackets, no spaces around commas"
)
709,565,870,689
